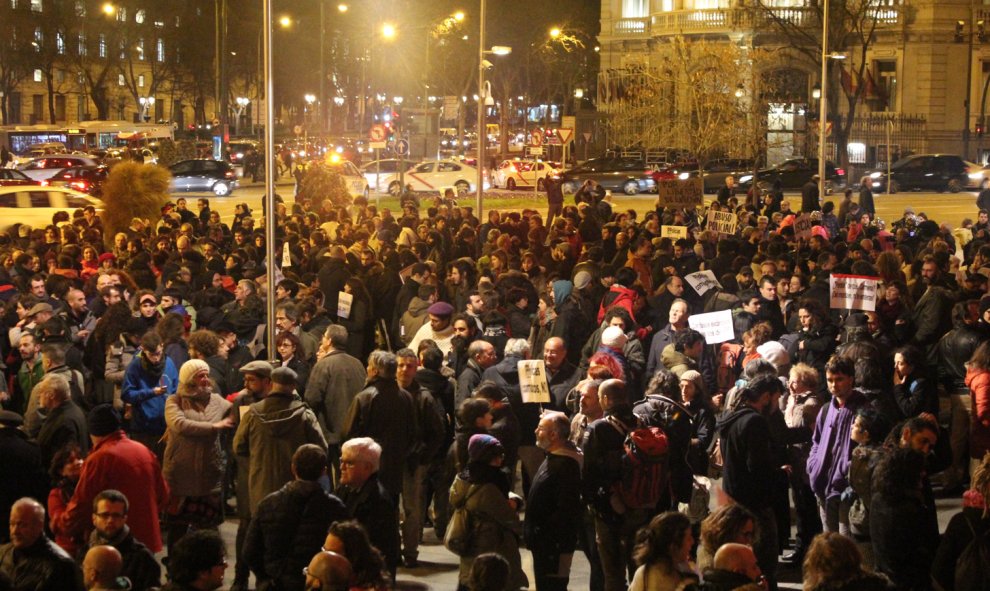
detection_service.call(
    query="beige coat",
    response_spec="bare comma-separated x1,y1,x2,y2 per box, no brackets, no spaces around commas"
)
163,392,232,497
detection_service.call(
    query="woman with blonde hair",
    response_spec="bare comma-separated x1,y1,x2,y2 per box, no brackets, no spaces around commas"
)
802,532,889,591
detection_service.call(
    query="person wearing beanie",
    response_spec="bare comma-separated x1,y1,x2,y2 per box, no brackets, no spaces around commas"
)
121,331,179,461
408,300,457,358
756,341,791,376
449,433,526,590
54,405,170,554
162,360,234,554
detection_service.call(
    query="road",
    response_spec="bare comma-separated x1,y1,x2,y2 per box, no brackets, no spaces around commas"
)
188,181,982,230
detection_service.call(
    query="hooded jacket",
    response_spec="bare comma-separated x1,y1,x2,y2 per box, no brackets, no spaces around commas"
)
121,354,178,435
233,391,327,514
400,297,432,345
716,405,773,510
806,392,866,501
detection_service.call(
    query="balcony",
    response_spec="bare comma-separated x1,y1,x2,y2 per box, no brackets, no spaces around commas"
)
607,5,903,39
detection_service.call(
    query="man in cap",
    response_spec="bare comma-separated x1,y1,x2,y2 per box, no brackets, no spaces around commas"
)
0,498,84,591
56,405,170,553
0,410,47,545
27,302,54,327
408,301,456,358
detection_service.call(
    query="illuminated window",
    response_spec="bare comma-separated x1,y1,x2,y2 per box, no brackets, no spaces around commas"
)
33,69,42,82
622,0,648,18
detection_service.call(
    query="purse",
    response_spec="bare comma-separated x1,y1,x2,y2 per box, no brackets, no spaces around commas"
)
444,483,483,556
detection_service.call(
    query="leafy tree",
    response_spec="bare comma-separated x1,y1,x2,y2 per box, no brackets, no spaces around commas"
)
298,162,351,209
0,3,31,124
100,162,170,248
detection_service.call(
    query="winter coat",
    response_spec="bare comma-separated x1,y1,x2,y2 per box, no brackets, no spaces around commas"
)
597,284,638,324
450,467,525,588
788,322,838,378
806,572,892,591
634,395,695,501
0,427,48,545
85,525,161,591
342,376,418,500
932,504,990,591
967,367,990,459
455,358,485,412
163,390,232,497
336,472,400,576
582,408,637,517
483,354,541,445
660,344,697,378
121,355,178,435
807,392,866,501
716,406,774,510
243,479,348,591
233,392,327,514
524,443,583,554
870,488,939,591
937,325,986,393
55,431,170,552
546,362,581,413
399,297,432,345
105,337,137,410
406,379,447,466
304,349,367,446
317,258,351,319
0,535,84,591
894,371,938,418
36,400,89,470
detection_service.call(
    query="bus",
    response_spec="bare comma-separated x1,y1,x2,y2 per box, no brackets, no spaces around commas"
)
0,120,174,155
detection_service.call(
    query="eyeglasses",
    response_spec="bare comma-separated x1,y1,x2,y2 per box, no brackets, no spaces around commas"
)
94,512,126,519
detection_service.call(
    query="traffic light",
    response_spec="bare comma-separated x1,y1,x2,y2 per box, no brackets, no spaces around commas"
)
978,121,985,137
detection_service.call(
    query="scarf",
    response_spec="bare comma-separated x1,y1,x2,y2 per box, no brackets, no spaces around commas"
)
139,351,165,378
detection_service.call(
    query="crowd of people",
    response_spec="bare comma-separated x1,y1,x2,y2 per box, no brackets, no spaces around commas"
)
0,167,987,591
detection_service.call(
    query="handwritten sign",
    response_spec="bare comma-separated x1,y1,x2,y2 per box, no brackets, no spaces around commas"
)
829,274,878,311
657,178,704,208
661,226,688,240
337,291,353,319
707,210,737,235
688,309,735,345
281,242,292,268
518,360,551,404
685,270,722,296
794,213,813,240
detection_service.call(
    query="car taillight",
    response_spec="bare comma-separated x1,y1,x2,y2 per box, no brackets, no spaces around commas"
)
225,171,235,178
71,181,88,191
40,180,50,186
836,168,845,176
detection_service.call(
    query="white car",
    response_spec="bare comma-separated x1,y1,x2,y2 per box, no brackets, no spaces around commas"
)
361,159,413,192
0,186,102,233
18,154,99,181
493,159,559,190
328,159,370,200
385,159,484,196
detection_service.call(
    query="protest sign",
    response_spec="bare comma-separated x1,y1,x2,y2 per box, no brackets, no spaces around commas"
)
657,178,704,208
687,309,735,345
829,274,878,311
685,270,722,296
661,225,688,240
281,242,292,267
518,360,551,404
794,213,813,240
707,210,737,235
337,291,353,319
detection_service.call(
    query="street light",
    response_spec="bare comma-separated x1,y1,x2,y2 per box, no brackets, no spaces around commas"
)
138,96,155,122
549,27,561,39
476,0,512,216
382,23,397,39
101,2,115,15
338,3,347,12
234,97,249,136
278,15,292,28
812,84,821,100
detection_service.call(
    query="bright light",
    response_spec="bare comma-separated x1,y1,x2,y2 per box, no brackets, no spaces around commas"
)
338,3,348,12
101,2,115,15
454,11,465,21
393,96,403,104
574,89,584,99
333,96,344,106
735,85,744,98
549,27,561,38
304,93,316,104
279,15,292,28
328,153,341,163
236,97,250,107
491,45,512,55
382,23,397,39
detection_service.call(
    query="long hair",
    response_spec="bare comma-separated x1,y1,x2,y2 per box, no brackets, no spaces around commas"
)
802,532,865,591
632,511,692,567
969,341,990,372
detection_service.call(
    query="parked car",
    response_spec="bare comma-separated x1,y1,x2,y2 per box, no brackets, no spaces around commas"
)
168,159,238,196
0,186,101,233
327,159,370,200
384,159,483,196
557,157,656,195
17,154,99,181
41,166,109,197
361,159,412,192
492,159,559,190
867,154,987,193
737,158,844,192
0,169,41,187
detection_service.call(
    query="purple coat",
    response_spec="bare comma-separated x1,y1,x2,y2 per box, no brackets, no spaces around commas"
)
806,391,866,500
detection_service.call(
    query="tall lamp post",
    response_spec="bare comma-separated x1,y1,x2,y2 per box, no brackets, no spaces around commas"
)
475,0,511,217
233,97,249,136
138,96,155,122
817,0,829,205
263,0,276,361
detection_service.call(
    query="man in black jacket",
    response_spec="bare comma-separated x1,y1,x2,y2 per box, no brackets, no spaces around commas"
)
0,498,84,591
317,246,351,320
543,338,581,412
455,340,497,412
698,543,765,591
526,411,583,591
483,339,542,491
84,490,161,591
800,175,820,213
716,374,783,589
244,444,348,591
35,374,89,470
0,411,47,546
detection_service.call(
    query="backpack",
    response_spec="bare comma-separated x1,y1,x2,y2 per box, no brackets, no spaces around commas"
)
955,514,990,591
607,415,670,511
444,482,484,556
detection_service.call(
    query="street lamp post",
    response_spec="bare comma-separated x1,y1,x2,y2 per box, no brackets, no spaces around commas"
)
304,94,316,154
263,0,276,362
817,0,829,205
138,96,155,122
233,97,249,136
476,0,486,217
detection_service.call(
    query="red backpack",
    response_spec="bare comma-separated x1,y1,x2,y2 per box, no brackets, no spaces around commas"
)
607,416,670,511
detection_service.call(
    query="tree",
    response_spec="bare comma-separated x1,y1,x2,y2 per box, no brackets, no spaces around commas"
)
100,162,170,248
752,0,883,172
298,163,352,209
0,3,31,124
157,138,178,167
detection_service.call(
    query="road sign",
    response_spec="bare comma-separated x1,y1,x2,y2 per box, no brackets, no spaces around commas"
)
583,132,592,143
530,130,543,147
395,138,409,156
528,147,544,156
293,125,302,135
557,128,574,145
370,141,387,150
370,125,386,142
213,119,221,128
561,116,576,131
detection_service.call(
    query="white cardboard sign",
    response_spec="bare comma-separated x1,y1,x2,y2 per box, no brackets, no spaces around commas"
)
685,270,722,296
337,291,353,319
829,274,878,311
518,360,551,404
707,210,737,235
661,225,688,240
688,309,735,345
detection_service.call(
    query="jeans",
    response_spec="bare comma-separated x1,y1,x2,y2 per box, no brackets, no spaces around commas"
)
818,494,850,536
401,464,428,561
531,544,573,591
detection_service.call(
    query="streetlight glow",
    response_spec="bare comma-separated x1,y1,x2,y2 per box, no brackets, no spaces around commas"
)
304,94,316,104
279,15,292,28
454,11,465,21
550,27,561,38
101,2,115,15
491,45,512,55
337,3,348,12
382,23,397,39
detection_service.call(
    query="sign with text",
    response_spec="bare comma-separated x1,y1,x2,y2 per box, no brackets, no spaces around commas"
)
688,309,735,345
829,274,878,311
685,270,722,296
657,178,704,209
337,291,353,319
518,360,551,404
707,210,737,235
661,225,688,240
794,213,813,240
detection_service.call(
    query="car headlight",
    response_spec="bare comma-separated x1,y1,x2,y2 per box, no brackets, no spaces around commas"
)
739,175,753,183
970,172,985,180
870,171,882,179
678,172,690,180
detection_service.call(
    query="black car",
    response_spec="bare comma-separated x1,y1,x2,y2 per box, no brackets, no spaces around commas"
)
557,157,657,195
867,154,986,193
738,158,844,192
168,159,238,196
42,166,108,197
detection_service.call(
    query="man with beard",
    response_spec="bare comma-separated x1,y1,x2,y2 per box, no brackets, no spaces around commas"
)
82,490,160,591
911,255,956,360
